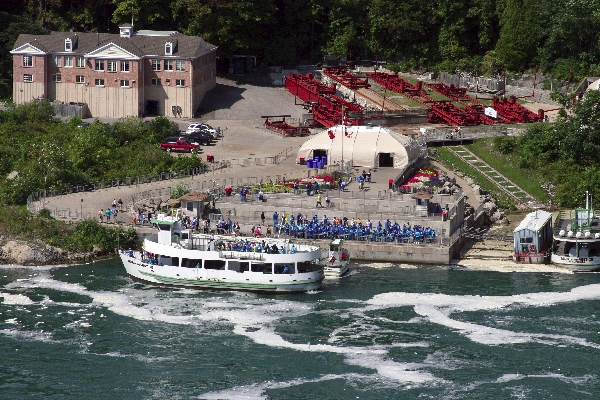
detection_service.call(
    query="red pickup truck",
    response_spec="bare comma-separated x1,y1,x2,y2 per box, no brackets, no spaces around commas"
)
160,137,199,152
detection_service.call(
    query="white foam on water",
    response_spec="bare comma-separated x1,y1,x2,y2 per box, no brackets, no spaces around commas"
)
498,372,595,385
362,262,417,269
197,373,386,400
0,264,58,271
91,351,173,363
232,324,440,385
345,353,441,384
0,292,36,305
455,259,575,274
6,268,599,392
366,284,600,346
0,328,57,343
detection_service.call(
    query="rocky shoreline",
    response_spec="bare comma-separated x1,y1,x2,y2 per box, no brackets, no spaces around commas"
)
0,237,105,266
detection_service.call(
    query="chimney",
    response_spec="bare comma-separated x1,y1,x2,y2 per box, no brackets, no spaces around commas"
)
119,23,133,38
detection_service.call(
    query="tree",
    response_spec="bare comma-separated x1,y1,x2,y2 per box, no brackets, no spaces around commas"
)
494,0,542,71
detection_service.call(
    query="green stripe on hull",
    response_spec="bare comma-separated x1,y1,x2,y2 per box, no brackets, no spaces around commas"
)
137,270,322,291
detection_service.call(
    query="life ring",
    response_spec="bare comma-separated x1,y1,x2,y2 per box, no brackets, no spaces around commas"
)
529,244,536,253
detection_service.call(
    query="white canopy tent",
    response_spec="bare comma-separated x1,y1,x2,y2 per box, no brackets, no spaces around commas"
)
297,125,421,169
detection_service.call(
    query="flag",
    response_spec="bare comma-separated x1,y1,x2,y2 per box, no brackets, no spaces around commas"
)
328,129,335,139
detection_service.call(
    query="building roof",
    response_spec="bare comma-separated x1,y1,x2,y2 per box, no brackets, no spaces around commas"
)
12,30,216,58
412,192,433,200
513,210,552,233
179,191,209,202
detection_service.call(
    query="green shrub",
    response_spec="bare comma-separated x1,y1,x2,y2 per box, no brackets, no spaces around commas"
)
494,136,517,154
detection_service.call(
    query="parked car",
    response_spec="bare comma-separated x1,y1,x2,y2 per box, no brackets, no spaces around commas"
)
186,123,219,139
186,131,211,146
160,137,199,152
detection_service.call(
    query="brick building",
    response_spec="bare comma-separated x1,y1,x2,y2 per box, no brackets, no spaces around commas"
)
10,24,217,118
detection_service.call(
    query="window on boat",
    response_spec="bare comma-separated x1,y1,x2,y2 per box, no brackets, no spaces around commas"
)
274,263,295,274
251,263,272,274
519,237,533,243
228,261,250,273
297,261,320,273
204,260,226,270
158,256,179,266
181,258,203,268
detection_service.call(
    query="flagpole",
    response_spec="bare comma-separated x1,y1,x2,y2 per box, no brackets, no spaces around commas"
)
341,106,345,172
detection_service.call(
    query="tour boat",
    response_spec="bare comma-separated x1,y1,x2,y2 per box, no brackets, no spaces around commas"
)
551,192,600,271
324,239,350,277
119,211,324,292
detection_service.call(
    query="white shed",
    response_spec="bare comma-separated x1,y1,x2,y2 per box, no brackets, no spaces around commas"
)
513,210,553,254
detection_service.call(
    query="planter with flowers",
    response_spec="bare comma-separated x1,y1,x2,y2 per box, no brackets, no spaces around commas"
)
400,167,442,192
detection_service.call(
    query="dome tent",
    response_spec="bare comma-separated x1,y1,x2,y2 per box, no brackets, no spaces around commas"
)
297,125,421,169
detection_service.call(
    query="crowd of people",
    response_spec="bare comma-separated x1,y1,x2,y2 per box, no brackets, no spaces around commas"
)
212,238,297,255
98,198,123,223
267,212,436,243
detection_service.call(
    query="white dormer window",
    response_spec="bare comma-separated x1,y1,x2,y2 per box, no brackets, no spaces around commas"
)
165,42,173,55
65,38,72,52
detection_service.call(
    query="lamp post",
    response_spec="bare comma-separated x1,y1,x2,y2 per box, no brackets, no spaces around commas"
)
80,198,83,220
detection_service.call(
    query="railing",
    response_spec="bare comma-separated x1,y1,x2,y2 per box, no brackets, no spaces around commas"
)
26,148,293,213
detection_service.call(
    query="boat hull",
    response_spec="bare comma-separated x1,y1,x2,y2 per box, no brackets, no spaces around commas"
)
120,252,324,292
513,253,548,264
550,254,600,272
324,261,350,277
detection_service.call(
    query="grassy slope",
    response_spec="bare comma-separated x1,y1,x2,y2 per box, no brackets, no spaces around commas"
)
465,138,548,202
431,147,516,209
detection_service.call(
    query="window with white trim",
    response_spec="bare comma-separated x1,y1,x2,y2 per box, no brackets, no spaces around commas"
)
120,79,130,87
95,78,104,86
52,55,61,67
176,60,185,72
107,60,117,72
151,59,160,71
64,56,73,67
75,75,85,83
65,38,72,51
176,79,185,87
76,56,85,68
23,55,32,67
120,60,130,72
164,59,173,71
151,78,161,86
95,60,104,71
52,74,61,82
165,42,172,55
23,74,33,82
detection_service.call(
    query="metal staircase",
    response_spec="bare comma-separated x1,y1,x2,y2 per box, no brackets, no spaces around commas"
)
447,145,539,206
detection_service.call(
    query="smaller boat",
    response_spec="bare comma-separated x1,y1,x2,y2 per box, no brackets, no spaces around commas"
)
324,239,350,277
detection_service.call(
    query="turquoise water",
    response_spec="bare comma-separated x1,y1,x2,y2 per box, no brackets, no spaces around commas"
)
1,260,600,399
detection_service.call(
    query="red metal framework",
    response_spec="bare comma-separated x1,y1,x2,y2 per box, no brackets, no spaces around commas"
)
285,73,365,127
285,73,335,104
426,83,499,124
323,67,371,89
492,96,543,123
262,115,310,136
366,71,487,126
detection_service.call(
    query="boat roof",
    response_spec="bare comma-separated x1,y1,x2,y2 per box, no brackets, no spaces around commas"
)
150,218,177,225
514,210,552,233
330,239,344,245
150,211,181,225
